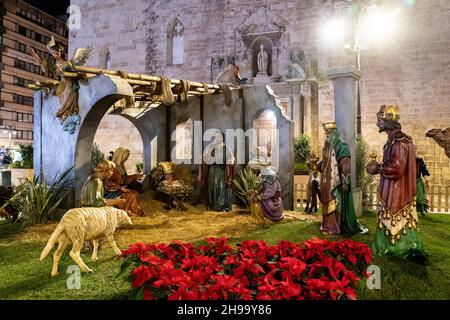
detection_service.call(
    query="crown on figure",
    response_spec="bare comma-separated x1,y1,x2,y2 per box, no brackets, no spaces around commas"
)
322,121,337,130
377,105,400,122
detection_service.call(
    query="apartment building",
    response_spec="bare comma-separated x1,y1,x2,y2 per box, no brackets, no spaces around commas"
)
0,0,68,153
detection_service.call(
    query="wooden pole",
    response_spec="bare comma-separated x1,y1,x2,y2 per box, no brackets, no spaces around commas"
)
63,72,217,95
72,66,221,91
30,67,230,102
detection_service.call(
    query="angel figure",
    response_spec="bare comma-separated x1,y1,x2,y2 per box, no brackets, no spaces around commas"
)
29,36,94,133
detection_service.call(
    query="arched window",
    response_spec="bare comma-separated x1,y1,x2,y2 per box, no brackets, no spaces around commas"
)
175,119,193,161
251,110,277,165
167,19,184,65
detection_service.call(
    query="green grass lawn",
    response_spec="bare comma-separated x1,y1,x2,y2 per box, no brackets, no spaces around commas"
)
1,212,450,300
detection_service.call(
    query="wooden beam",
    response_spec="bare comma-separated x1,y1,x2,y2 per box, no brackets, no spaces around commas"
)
73,66,221,91
63,72,219,96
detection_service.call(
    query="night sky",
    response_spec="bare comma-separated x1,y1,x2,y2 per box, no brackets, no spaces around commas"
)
23,0,70,17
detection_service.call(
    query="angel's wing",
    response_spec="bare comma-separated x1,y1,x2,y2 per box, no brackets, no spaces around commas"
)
71,46,95,66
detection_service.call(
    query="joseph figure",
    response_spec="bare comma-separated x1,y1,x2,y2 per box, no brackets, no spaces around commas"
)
198,131,235,212
319,121,368,235
366,105,427,263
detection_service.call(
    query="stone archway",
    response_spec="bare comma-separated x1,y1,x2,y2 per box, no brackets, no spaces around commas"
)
74,99,150,207
33,74,151,207
242,86,294,210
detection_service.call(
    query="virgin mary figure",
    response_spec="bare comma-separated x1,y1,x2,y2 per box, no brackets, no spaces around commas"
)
198,131,235,211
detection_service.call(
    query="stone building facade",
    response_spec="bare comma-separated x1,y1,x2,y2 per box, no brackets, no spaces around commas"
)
70,0,450,184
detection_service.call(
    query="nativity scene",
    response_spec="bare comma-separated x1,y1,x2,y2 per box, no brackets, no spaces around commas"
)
0,0,449,303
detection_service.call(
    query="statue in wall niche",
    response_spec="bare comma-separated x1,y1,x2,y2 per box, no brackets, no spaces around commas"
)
319,121,368,236
198,131,235,212
366,105,427,264
257,44,269,74
28,36,94,134
426,127,450,159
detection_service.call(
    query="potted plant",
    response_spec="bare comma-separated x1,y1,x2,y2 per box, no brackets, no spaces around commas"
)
294,134,312,185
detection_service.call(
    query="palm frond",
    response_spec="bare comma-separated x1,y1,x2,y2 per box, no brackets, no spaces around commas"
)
233,167,262,208
2,166,75,227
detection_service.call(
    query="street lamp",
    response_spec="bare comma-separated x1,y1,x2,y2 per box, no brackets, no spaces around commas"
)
322,0,401,134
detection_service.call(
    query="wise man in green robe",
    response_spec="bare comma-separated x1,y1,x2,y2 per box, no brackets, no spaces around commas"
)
319,121,368,235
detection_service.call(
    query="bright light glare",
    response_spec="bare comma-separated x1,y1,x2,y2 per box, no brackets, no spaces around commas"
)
320,17,347,44
361,7,401,42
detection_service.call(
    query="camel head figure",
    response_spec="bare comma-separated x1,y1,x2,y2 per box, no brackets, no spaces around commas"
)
426,128,450,159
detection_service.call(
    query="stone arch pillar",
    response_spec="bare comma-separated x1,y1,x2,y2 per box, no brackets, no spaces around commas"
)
242,86,294,210
33,74,148,208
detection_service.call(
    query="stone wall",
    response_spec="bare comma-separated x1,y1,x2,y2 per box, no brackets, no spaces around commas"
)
357,0,450,185
94,115,144,175
69,0,148,73
70,0,450,184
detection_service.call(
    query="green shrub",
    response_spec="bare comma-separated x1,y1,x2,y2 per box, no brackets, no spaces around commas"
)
233,167,262,209
294,134,311,164
9,161,24,169
356,135,374,207
9,144,33,169
136,162,144,173
294,162,309,175
2,167,75,227
20,144,33,169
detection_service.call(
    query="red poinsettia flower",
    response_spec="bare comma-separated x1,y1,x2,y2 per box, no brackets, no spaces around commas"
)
278,257,308,277
131,265,154,288
123,237,372,301
121,242,149,257
143,288,154,300
140,253,166,266
169,286,201,300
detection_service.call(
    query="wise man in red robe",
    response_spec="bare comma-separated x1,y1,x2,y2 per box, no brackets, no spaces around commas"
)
366,105,427,263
